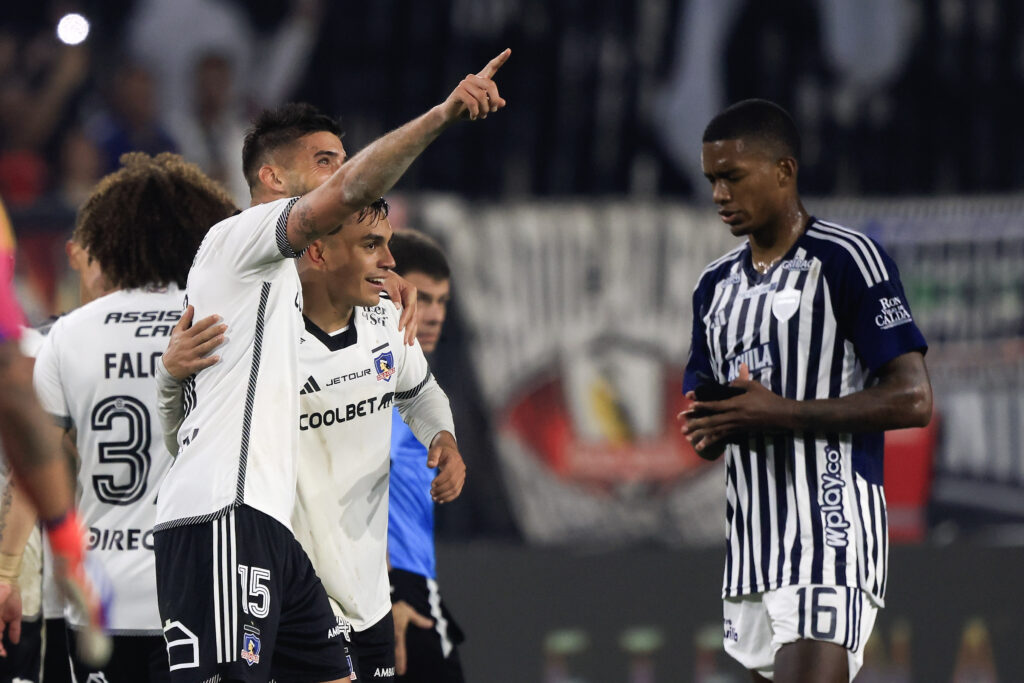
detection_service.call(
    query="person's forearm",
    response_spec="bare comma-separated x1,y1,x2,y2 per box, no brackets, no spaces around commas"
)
784,377,931,434
396,375,455,448
155,358,185,454
0,482,38,554
0,349,72,520
289,106,451,248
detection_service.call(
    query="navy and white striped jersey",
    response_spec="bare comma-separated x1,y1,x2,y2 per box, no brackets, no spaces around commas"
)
683,217,927,606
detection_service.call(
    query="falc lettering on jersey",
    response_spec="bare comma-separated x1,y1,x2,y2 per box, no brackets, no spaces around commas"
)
820,447,850,548
104,351,163,379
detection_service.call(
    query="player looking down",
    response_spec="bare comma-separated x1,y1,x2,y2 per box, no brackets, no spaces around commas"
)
679,99,932,683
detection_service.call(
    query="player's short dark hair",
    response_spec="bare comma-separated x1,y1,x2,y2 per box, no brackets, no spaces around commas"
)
357,197,389,225
74,152,237,290
390,230,450,281
702,99,801,162
327,197,390,237
242,102,344,190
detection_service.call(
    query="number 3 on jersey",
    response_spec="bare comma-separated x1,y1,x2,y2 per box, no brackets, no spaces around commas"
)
90,395,152,505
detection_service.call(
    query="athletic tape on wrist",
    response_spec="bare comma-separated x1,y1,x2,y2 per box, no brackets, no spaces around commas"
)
0,551,23,582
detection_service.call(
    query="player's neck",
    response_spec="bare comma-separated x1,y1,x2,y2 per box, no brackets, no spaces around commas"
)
302,287,355,334
748,204,808,274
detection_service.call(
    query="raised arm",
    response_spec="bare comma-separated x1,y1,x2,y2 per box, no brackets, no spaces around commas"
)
285,49,510,251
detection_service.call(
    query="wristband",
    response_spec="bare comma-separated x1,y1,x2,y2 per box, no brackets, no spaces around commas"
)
0,551,22,582
44,508,86,565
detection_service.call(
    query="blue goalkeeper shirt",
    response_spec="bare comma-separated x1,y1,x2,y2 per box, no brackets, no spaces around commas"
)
388,407,437,579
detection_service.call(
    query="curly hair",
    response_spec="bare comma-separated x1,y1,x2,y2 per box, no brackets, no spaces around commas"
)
242,103,344,190
74,152,237,290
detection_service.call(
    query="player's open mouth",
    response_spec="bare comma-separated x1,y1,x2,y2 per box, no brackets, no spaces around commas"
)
367,277,386,289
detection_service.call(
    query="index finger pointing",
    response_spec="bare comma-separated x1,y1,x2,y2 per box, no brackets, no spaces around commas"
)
477,48,511,79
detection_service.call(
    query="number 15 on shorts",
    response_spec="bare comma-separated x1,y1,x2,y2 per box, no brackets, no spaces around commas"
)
238,564,271,618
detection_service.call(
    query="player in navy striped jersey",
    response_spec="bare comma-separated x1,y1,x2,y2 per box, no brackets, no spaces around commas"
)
680,100,932,683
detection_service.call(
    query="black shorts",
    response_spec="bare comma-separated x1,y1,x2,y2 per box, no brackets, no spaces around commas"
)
43,617,72,683
154,505,349,682
389,569,465,683
0,615,41,681
67,631,170,682
347,611,396,682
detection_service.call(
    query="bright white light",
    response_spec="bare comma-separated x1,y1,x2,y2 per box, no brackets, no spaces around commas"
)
56,13,90,46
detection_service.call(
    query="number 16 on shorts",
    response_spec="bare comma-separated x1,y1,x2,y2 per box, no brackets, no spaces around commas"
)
794,586,871,650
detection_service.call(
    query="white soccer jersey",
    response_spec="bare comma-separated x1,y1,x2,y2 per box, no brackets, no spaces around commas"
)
155,197,305,532
33,286,184,633
684,218,927,607
291,299,454,631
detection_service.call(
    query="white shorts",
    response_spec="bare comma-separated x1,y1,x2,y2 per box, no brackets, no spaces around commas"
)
723,585,878,681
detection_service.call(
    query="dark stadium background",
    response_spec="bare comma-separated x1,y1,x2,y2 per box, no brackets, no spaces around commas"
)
2,1,1020,680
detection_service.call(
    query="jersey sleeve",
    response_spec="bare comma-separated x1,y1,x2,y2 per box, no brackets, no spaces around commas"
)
683,277,715,393
31,319,71,429
833,238,928,374
228,196,303,271
387,301,455,445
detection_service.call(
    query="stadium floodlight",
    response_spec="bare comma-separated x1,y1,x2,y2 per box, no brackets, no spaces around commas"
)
56,13,90,46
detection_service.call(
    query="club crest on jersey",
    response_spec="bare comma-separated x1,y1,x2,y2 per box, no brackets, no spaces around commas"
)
374,350,396,381
771,288,801,322
241,632,261,666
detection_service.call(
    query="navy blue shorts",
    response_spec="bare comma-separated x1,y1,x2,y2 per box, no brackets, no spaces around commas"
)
67,631,170,682
390,569,464,683
347,611,396,682
154,505,349,682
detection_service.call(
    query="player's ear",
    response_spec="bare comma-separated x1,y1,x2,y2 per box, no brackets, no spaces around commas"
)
305,240,326,267
257,164,284,193
776,157,797,188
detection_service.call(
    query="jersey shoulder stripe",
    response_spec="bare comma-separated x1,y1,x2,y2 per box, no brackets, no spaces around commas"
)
806,224,879,287
809,220,889,284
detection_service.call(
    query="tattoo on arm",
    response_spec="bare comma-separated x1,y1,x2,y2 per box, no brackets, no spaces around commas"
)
0,481,13,540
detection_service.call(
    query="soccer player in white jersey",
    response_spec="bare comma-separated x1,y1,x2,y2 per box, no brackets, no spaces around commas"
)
31,153,238,681
152,50,508,683
679,99,933,683
157,199,464,682
293,198,462,681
